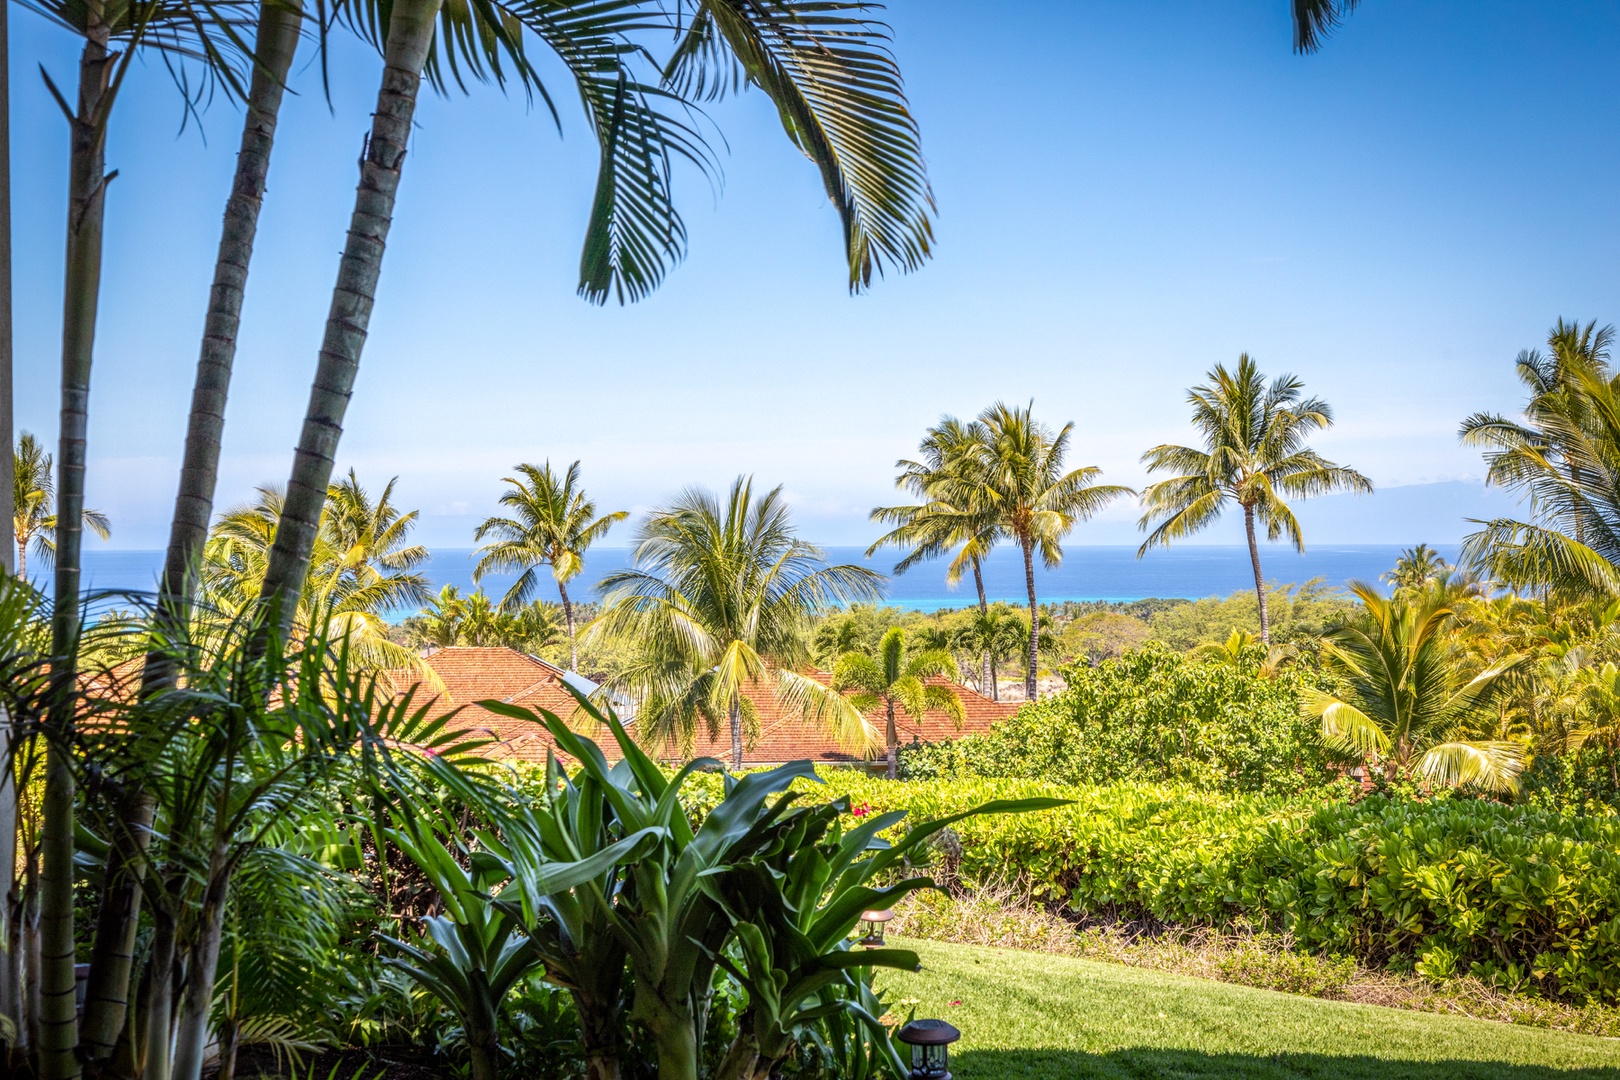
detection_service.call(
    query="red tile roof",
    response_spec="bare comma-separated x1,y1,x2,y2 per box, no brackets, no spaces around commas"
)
392,647,1017,769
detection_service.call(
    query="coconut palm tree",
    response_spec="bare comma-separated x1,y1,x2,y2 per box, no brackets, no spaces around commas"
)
201,478,429,673
474,461,626,671
952,604,1023,701
1459,321,1620,599
1384,544,1451,591
256,0,937,640
870,417,999,692
11,432,110,582
1291,0,1361,53
1305,580,1526,792
593,476,884,768
977,402,1131,700
832,626,963,779
1139,355,1372,644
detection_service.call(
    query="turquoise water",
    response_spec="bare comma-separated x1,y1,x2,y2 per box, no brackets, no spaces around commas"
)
63,544,1439,614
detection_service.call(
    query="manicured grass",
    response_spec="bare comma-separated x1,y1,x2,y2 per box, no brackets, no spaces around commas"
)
879,938,1620,1079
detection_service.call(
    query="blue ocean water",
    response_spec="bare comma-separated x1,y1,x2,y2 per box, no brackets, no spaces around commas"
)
62,543,1444,616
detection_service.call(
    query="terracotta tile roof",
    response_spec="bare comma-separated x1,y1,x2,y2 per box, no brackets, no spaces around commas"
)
390,647,589,764
393,647,1017,770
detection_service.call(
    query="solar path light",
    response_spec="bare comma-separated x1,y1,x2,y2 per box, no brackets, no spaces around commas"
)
857,908,894,948
897,1018,960,1080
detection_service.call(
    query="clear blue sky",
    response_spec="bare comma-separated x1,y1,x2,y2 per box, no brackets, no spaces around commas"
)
12,1,1619,549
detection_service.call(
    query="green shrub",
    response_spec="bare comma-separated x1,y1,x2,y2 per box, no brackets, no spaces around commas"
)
901,642,1342,796
806,775,1620,1004
1521,745,1620,816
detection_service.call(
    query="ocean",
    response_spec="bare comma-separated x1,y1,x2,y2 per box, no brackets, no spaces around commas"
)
58,543,1442,616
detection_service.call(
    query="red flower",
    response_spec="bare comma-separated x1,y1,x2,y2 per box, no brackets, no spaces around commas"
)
949,999,961,1007
851,802,871,818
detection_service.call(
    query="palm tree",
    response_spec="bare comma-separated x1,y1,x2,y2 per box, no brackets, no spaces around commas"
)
256,0,937,640
952,604,1024,701
593,476,884,768
1305,580,1526,792
1459,321,1620,598
474,462,626,671
29,13,250,1067
870,417,999,693
12,432,110,581
1139,355,1372,644
1291,0,1362,53
832,626,963,779
978,402,1131,700
201,478,429,673
1383,544,1450,591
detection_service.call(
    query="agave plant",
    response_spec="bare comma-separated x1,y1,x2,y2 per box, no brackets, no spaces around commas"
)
476,690,1064,1080
377,827,546,1080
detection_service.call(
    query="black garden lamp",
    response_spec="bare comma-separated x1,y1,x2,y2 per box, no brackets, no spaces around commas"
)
897,1018,960,1080
857,908,894,947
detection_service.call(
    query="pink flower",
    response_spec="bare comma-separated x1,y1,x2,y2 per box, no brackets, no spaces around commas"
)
851,802,871,818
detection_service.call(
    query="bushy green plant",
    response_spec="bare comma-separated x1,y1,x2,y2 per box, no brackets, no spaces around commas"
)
810,776,1620,1004
1521,745,1620,815
1145,580,1357,650
902,642,1341,796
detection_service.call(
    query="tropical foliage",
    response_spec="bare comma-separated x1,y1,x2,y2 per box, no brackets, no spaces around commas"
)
474,461,626,671
1139,354,1372,642
904,641,1340,796
11,431,109,580
1305,581,1527,792
592,476,884,767
832,625,965,779
199,474,431,672
813,774,1620,1004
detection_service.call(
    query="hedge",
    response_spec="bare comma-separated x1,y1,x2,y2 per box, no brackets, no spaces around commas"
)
800,776,1620,1004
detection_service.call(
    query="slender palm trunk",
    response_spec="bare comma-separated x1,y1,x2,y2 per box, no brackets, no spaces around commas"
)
1243,503,1270,644
42,24,115,1080
257,0,446,631
559,578,576,670
729,693,742,770
884,699,897,780
80,8,304,1057
14,536,22,581
971,556,991,696
1021,539,1038,701
171,847,228,1080
0,0,17,1034
142,907,177,1080
21,854,39,1052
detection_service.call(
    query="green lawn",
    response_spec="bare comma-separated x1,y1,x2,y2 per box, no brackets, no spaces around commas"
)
879,938,1620,1079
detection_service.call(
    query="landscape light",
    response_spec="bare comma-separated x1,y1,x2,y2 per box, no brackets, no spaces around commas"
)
857,908,894,947
897,1018,960,1080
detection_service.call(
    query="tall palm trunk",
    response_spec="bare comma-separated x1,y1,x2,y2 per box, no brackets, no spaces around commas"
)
1021,539,1038,701
42,21,115,1080
884,699,897,780
559,577,576,670
971,556,990,697
79,7,305,1058
729,692,742,770
257,0,445,631
0,0,17,1033
1243,502,1270,644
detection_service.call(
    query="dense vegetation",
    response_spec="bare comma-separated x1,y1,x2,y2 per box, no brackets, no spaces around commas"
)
902,643,1340,796
812,775,1620,1004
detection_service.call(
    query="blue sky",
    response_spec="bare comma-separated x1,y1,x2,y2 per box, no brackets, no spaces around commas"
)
12,1,1619,550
